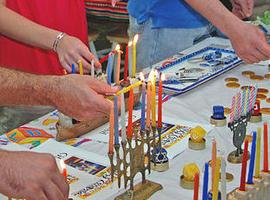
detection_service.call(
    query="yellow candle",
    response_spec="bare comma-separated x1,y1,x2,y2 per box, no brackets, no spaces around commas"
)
152,71,156,127
212,157,221,200
132,34,138,77
79,60,83,75
254,127,262,178
146,81,152,128
116,81,142,95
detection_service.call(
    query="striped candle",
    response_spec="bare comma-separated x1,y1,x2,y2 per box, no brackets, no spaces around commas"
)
236,92,242,119
248,87,255,112
229,96,236,123
251,86,258,110
244,88,249,114
233,94,238,121
241,90,246,116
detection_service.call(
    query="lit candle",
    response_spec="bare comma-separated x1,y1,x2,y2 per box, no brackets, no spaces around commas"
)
132,34,139,77
127,88,134,139
152,71,157,128
202,162,209,200
263,122,269,172
211,138,217,191
146,81,152,129
78,60,83,75
254,128,261,178
115,44,121,85
157,73,164,129
124,41,132,81
60,159,67,180
221,157,226,200
116,81,142,95
91,59,95,78
114,95,119,145
109,104,114,154
212,157,221,200
106,53,114,85
140,73,146,132
120,93,126,143
193,172,199,200
71,63,76,74
128,40,133,78
239,139,249,191
247,131,257,184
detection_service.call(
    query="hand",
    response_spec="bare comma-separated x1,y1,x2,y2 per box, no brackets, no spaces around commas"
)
228,23,270,63
56,35,101,73
53,74,118,121
231,0,254,19
0,151,69,200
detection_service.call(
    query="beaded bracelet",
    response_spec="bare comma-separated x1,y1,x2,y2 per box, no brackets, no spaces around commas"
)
52,32,66,52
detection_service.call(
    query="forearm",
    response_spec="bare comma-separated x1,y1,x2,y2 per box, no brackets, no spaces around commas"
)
0,3,60,50
185,0,243,38
0,67,59,106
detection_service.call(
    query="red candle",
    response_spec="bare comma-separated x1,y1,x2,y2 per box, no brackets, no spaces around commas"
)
127,88,134,139
124,42,132,81
193,173,199,200
239,139,249,191
263,122,269,172
158,73,163,129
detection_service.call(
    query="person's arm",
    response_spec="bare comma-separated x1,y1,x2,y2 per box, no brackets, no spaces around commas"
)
0,150,69,199
0,67,117,121
185,0,270,64
0,0,100,72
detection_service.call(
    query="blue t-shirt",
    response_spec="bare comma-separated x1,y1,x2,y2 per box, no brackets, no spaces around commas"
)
128,0,208,29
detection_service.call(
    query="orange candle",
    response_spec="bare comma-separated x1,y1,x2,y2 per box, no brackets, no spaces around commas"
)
152,71,157,127
157,73,163,129
211,139,217,191
109,104,114,154
146,81,152,129
193,172,200,200
127,88,134,139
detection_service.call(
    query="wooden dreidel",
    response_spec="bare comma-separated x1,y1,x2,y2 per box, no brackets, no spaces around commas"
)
151,147,169,172
188,126,206,150
210,106,227,127
180,163,200,190
250,101,262,123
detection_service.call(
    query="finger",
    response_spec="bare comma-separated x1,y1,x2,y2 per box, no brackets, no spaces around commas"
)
44,181,65,200
87,77,119,94
257,42,270,59
79,47,102,69
27,191,47,200
252,49,268,61
62,60,72,73
73,55,91,74
52,173,70,199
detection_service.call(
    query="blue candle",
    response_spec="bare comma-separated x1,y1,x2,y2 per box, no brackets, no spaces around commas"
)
141,82,146,131
71,63,76,74
114,95,119,145
106,54,114,85
247,131,257,184
202,162,209,200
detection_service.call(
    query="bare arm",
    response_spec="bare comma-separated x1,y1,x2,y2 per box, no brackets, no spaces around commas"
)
0,0,101,72
185,0,270,63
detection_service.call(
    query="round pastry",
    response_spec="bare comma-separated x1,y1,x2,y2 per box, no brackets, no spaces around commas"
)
224,77,239,82
224,107,231,115
264,73,270,79
242,71,255,78
183,163,200,181
250,75,264,81
190,126,206,143
257,88,269,94
256,93,267,101
226,82,240,88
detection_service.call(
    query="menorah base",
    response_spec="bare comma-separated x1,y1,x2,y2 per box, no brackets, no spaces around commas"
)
115,180,162,200
227,150,250,164
227,188,251,200
188,138,206,150
210,117,227,127
151,161,169,172
249,113,262,123
179,175,194,190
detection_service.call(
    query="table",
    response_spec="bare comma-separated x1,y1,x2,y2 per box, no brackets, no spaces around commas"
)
1,37,270,200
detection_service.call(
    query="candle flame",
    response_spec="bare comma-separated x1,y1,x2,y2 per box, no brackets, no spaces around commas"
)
133,34,139,43
161,73,166,81
139,72,145,81
60,159,66,172
115,44,121,51
128,41,133,47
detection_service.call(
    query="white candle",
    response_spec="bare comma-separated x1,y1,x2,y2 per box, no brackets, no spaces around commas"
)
91,59,95,78
120,93,126,143
221,157,226,200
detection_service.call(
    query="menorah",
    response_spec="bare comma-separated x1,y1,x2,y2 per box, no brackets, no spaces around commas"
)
108,126,163,200
227,86,257,164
